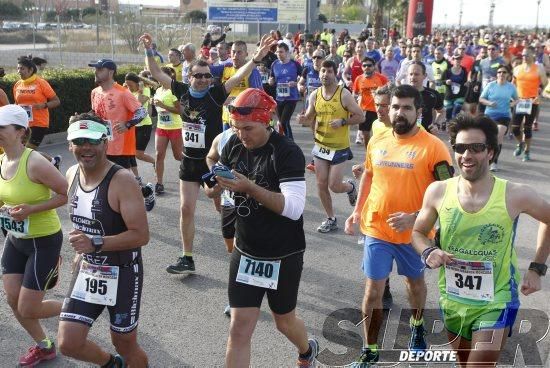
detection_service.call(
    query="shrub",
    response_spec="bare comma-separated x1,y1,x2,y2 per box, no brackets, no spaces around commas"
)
185,10,206,23
0,1,23,18
0,64,143,134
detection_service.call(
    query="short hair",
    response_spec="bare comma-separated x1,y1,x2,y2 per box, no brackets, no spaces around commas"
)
277,42,289,52
487,42,499,50
321,60,337,74
69,111,107,126
362,56,376,64
313,50,326,58
31,56,47,66
448,114,499,160
17,56,37,75
169,48,182,57
391,84,423,110
233,40,247,50
188,59,209,74
408,60,426,75
374,85,392,98
182,43,196,53
125,72,140,84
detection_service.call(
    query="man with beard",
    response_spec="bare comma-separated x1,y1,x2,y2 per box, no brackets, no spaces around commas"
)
412,114,550,367
88,59,154,211
298,60,364,234
344,85,452,366
408,61,445,132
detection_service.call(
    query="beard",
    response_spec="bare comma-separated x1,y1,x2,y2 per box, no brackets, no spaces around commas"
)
392,115,415,135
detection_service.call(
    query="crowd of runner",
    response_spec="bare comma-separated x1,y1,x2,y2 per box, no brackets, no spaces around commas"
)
1,25,550,367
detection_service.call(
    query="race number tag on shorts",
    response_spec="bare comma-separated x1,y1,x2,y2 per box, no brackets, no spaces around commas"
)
0,208,29,238
183,122,206,148
312,144,335,161
445,259,494,302
21,105,33,121
158,111,173,125
451,82,461,95
277,83,290,97
71,261,119,306
105,120,114,140
516,99,533,115
236,255,280,290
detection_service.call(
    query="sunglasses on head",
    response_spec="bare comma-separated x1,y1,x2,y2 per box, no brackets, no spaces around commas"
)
191,72,213,79
362,63,374,67
227,105,268,115
71,137,105,146
451,143,488,154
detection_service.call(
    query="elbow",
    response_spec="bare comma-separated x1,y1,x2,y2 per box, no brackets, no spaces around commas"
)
137,228,150,247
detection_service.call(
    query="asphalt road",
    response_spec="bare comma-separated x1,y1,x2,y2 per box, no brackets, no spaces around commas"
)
1,102,550,368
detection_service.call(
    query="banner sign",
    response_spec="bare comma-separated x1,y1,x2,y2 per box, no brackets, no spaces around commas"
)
208,0,306,24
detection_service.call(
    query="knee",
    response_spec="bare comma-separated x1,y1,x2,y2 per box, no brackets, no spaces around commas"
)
364,285,382,305
274,317,293,335
229,321,254,344
58,336,85,358
405,278,426,292
316,179,329,191
156,151,166,160
328,182,340,193
6,293,19,311
512,125,521,137
180,204,195,220
18,303,40,319
524,126,533,140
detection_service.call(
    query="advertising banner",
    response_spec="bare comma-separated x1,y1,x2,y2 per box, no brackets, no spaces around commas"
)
406,0,433,38
208,0,306,24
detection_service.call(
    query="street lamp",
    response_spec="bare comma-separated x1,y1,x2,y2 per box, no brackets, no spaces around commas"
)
31,6,38,50
535,0,541,33
95,0,100,46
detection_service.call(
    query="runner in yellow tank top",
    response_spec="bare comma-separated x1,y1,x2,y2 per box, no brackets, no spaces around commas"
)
0,105,68,367
413,114,550,367
511,46,548,162
297,60,364,233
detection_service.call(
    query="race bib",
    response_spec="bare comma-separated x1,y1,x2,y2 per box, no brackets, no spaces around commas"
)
104,120,114,141
183,122,206,149
445,259,494,302
516,99,533,115
451,82,461,95
236,255,280,290
21,105,33,122
312,144,336,161
277,83,290,97
71,261,119,306
0,208,29,238
260,72,269,84
158,111,173,125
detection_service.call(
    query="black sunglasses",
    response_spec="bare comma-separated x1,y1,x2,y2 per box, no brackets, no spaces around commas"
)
191,73,213,79
451,143,488,154
227,105,269,115
362,63,374,67
312,56,324,60
71,137,105,146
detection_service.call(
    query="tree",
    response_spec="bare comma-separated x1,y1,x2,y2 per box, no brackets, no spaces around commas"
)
0,1,23,18
185,10,206,22
318,13,328,23
117,13,147,53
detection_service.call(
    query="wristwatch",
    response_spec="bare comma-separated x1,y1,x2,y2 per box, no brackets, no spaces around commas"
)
528,262,547,276
91,236,104,253
340,119,347,126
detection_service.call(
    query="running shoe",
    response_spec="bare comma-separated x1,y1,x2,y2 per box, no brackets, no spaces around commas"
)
224,304,231,317
409,323,427,352
382,281,393,310
346,179,357,206
143,183,155,211
166,256,196,274
489,163,499,172
110,354,125,368
317,218,337,233
440,122,446,131
355,132,364,145
513,142,524,157
155,183,165,195
351,347,379,368
306,160,315,172
53,155,62,171
357,235,365,245
296,338,319,368
19,342,56,367
522,151,531,162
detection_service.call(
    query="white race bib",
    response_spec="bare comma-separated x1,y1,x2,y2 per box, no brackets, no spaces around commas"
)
105,120,114,140
21,105,33,122
516,99,533,115
71,261,119,306
312,144,336,161
451,82,461,95
277,83,290,97
236,255,280,290
0,208,29,238
158,111,173,126
183,122,206,149
445,259,494,302
260,72,269,84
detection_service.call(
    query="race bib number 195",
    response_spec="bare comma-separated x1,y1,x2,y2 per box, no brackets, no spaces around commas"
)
71,261,119,306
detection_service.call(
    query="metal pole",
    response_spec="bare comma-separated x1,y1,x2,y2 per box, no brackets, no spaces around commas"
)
96,2,100,47
535,0,541,33
57,15,62,64
32,11,36,50
110,13,114,59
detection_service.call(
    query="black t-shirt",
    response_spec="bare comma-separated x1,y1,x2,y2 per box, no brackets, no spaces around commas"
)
220,131,306,259
171,81,227,159
443,67,468,100
420,87,443,131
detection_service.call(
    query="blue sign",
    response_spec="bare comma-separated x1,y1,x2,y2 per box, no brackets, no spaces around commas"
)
208,6,278,22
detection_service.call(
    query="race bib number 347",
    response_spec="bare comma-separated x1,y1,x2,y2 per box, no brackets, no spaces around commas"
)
445,259,494,302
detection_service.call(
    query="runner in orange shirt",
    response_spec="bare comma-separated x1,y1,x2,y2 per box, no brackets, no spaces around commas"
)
89,58,155,211
352,56,388,150
13,56,60,149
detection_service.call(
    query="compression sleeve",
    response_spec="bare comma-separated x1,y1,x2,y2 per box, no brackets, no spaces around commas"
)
280,181,306,221
125,107,147,128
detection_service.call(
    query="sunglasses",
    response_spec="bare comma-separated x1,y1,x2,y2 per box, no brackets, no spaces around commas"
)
71,137,105,146
362,63,374,67
227,105,269,115
191,73,213,79
488,48,497,51
451,143,488,154
312,56,324,60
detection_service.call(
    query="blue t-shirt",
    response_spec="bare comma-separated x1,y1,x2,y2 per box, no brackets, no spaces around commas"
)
480,81,518,119
365,49,381,64
270,59,302,101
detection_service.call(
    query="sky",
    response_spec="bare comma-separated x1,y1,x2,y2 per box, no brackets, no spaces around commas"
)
120,0,549,28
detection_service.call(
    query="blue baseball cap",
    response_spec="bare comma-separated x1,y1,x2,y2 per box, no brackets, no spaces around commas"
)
88,58,117,71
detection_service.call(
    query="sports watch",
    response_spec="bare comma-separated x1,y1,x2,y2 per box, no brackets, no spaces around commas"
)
91,236,104,253
528,262,547,276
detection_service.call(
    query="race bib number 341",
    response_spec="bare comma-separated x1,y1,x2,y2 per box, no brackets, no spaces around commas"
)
236,255,280,290
71,261,119,306
445,259,494,302
183,122,206,149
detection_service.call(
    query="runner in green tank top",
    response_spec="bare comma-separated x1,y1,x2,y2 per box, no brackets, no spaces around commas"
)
412,114,550,367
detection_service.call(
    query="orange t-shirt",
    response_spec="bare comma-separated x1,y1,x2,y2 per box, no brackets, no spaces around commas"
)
352,72,388,112
361,128,452,244
91,83,141,156
13,76,56,128
514,64,541,100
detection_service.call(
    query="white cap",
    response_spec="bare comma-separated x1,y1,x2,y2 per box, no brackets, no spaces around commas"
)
0,104,29,128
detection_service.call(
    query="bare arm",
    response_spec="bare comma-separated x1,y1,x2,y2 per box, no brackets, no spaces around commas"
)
341,88,365,125
344,167,372,236
139,33,173,89
46,95,60,109
0,88,10,106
